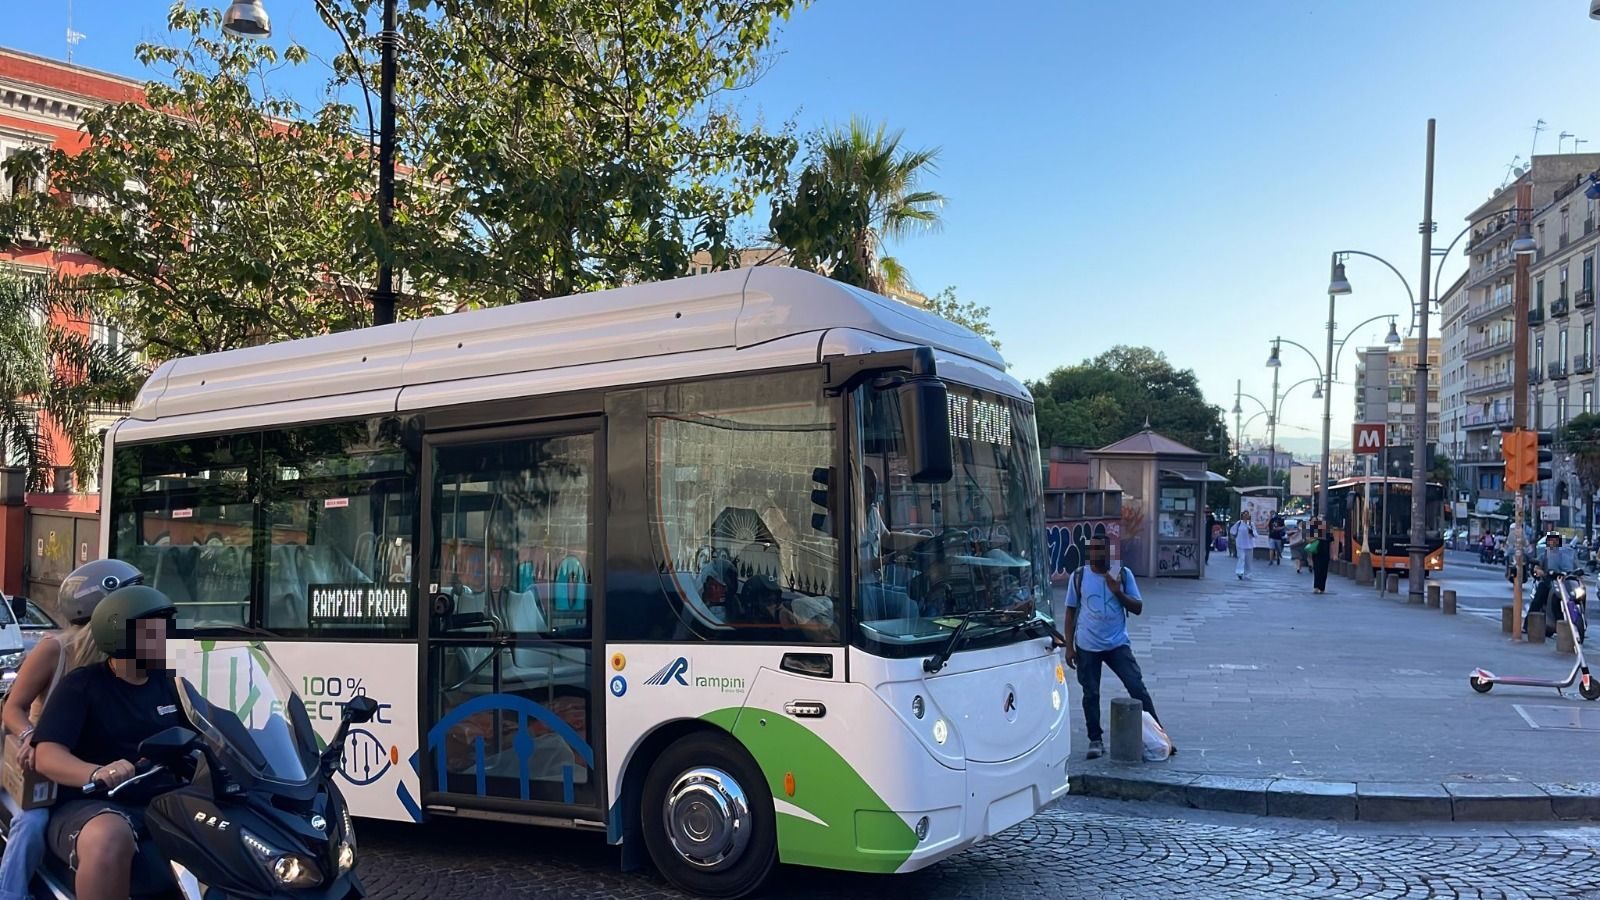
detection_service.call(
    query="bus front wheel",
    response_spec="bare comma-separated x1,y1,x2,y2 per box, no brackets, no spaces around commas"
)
641,732,777,898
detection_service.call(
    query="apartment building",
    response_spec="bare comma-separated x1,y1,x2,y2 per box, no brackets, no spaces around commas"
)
1352,338,1439,447
1453,154,1600,513
1435,273,1471,465
1528,166,1600,529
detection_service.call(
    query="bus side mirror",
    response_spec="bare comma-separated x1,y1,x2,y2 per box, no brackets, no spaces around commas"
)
897,375,952,484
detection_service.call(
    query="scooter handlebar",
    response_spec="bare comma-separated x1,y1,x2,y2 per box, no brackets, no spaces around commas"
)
81,759,159,797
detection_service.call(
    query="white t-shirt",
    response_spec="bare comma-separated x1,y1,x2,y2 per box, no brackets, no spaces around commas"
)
1231,519,1256,550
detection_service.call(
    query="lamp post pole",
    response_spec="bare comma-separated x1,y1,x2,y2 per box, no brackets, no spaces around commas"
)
1321,260,1338,522
371,0,399,327
1268,345,1281,491
1407,119,1436,603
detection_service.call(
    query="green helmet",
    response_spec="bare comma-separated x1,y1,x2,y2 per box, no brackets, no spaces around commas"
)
91,585,176,658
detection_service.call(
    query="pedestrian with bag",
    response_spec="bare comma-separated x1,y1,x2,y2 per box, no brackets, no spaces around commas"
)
1268,515,1286,566
1309,517,1332,594
1231,513,1257,580
1064,538,1170,760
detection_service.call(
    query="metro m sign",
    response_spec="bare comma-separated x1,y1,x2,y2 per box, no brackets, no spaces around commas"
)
1353,423,1386,455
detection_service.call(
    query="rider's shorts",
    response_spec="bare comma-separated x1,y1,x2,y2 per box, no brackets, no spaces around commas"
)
47,797,146,870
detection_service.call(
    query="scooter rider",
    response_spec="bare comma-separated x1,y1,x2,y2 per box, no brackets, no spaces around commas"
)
1529,531,1576,636
31,585,184,900
0,559,138,900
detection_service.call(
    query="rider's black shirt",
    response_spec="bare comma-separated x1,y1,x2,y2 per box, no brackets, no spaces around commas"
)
33,662,186,802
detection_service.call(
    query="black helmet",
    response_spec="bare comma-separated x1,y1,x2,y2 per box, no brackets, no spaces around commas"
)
90,585,176,659
1545,531,1564,543
57,559,144,626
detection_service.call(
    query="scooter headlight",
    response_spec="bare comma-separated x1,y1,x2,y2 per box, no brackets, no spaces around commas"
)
338,840,356,875
241,828,324,887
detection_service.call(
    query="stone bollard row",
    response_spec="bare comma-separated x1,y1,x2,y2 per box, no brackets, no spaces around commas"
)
1557,621,1576,655
1427,583,1440,608
1385,573,1400,595
1528,613,1546,644
1443,589,1457,615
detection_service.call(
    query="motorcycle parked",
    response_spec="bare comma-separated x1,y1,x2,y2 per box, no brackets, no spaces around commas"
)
0,643,376,899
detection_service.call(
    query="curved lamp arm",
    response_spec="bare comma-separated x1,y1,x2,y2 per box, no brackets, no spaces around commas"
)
1273,337,1325,379
1238,392,1271,418
1336,250,1417,316
1333,314,1401,374
1429,206,1536,301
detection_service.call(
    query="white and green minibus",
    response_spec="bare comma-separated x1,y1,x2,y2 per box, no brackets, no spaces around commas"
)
99,267,1070,897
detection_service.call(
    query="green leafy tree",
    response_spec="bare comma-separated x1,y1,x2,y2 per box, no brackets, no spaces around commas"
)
0,271,144,490
1029,345,1228,456
1561,413,1600,534
0,4,421,355
770,118,944,294
356,0,803,302
924,286,999,350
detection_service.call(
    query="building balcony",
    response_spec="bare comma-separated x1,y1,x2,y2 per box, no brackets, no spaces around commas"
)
1466,215,1517,252
1578,354,1595,375
1578,288,1595,309
1529,305,1546,326
1551,360,1570,380
1463,372,1512,397
1463,411,1506,430
1463,333,1514,359
1560,232,1572,250
1465,255,1517,290
1530,366,1545,385
1553,296,1571,319
1463,293,1515,326
1460,449,1504,465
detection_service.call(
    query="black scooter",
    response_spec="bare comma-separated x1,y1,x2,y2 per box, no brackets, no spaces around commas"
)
1,644,377,900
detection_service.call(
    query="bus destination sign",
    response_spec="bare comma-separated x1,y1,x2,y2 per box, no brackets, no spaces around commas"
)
308,584,414,627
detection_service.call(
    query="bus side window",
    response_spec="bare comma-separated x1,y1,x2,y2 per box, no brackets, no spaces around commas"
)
629,372,841,644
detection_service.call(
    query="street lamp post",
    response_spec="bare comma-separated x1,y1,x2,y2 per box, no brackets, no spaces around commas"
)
224,0,401,327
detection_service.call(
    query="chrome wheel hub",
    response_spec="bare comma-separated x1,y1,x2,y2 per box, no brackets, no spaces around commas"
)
662,766,751,871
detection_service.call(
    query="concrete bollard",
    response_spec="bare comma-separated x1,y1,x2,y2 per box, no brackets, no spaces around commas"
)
1528,613,1546,644
1557,621,1576,654
1443,589,1457,615
1109,697,1143,763
1355,554,1373,585
1427,583,1440,608
1386,573,1400,594
1502,605,1515,634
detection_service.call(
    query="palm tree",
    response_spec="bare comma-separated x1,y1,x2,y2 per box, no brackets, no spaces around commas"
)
770,119,945,295
0,269,144,491
1561,413,1600,540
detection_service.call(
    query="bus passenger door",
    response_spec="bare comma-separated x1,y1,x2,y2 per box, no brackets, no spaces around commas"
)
420,422,603,819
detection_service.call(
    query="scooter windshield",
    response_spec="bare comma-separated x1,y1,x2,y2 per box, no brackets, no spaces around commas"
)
174,643,318,787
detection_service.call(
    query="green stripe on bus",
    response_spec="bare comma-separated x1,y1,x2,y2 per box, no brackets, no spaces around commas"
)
703,707,917,873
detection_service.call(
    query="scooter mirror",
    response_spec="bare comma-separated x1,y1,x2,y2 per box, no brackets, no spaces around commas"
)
139,726,202,763
343,696,380,725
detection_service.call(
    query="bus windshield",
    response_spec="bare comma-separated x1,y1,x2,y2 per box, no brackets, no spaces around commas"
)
853,381,1050,656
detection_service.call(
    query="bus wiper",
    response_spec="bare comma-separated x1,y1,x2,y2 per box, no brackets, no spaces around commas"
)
923,609,1026,675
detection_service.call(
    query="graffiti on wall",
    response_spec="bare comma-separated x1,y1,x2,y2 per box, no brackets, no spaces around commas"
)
1157,541,1199,574
1045,520,1122,582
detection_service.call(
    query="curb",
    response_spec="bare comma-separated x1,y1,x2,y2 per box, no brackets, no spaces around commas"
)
1067,766,1600,823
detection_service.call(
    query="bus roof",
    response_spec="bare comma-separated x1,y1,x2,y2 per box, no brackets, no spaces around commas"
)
1330,476,1443,488
125,267,1010,425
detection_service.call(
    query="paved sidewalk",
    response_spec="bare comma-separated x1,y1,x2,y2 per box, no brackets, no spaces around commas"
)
1064,553,1600,822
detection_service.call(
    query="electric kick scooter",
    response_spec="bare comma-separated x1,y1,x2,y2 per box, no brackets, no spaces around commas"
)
1470,570,1600,700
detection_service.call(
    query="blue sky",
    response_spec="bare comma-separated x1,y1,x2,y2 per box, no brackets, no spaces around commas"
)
13,1,1600,453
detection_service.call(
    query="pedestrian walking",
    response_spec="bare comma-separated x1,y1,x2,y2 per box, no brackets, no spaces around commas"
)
1065,538,1170,760
1231,513,1257,580
1268,515,1286,566
1309,517,1332,593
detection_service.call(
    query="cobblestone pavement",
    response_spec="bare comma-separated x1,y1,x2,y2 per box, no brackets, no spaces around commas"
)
360,798,1600,899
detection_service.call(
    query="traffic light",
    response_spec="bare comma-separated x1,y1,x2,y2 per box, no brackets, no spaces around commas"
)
810,466,833,532
1535,430,1554,483
1503,430,1533,490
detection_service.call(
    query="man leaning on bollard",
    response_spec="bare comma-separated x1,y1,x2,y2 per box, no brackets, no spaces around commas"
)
1065,538,1172,760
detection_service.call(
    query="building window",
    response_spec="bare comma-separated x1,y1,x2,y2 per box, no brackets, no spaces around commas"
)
1585,391,1593,416
1586,257,1595,294
1561,265,1570,295
1563,208,1571,240
1560,330,1569,362
1587,323,1595,358
1558,396,1569,426
1538,279,1545,307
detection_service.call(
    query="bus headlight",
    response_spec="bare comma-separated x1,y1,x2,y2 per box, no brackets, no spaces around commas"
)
1052,689,1061,711
932,718,948,745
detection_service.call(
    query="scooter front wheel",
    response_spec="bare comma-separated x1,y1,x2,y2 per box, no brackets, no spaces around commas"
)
1470,675,1493,693
1580,676,1600,702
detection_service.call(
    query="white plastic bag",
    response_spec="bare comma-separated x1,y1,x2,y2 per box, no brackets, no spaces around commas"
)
1141,711,1172,761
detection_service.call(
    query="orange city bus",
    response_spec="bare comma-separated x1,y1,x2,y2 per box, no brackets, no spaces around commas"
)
1325,476,1446,574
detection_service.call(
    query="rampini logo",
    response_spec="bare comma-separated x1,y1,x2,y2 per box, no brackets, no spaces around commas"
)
643,657,745,693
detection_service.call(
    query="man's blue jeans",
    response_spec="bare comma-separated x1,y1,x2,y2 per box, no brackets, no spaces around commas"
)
0,805,49,900
1075,643,1158,743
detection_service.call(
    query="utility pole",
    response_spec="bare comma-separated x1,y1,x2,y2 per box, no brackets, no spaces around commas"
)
1407,119,1435,604
1511,179,1534,637
1268,356,1281,492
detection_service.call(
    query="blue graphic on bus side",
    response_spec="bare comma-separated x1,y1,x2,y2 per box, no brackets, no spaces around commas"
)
424,694,595,805
609,675,627,697
644,657,689,686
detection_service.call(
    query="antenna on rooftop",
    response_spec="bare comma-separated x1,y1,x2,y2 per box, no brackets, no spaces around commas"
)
1531,119,1548,159
1561,131,1575,153
65,0,85,62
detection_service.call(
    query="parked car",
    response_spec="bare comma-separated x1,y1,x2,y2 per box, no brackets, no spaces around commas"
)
14,596,59,654
0,593,31,695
